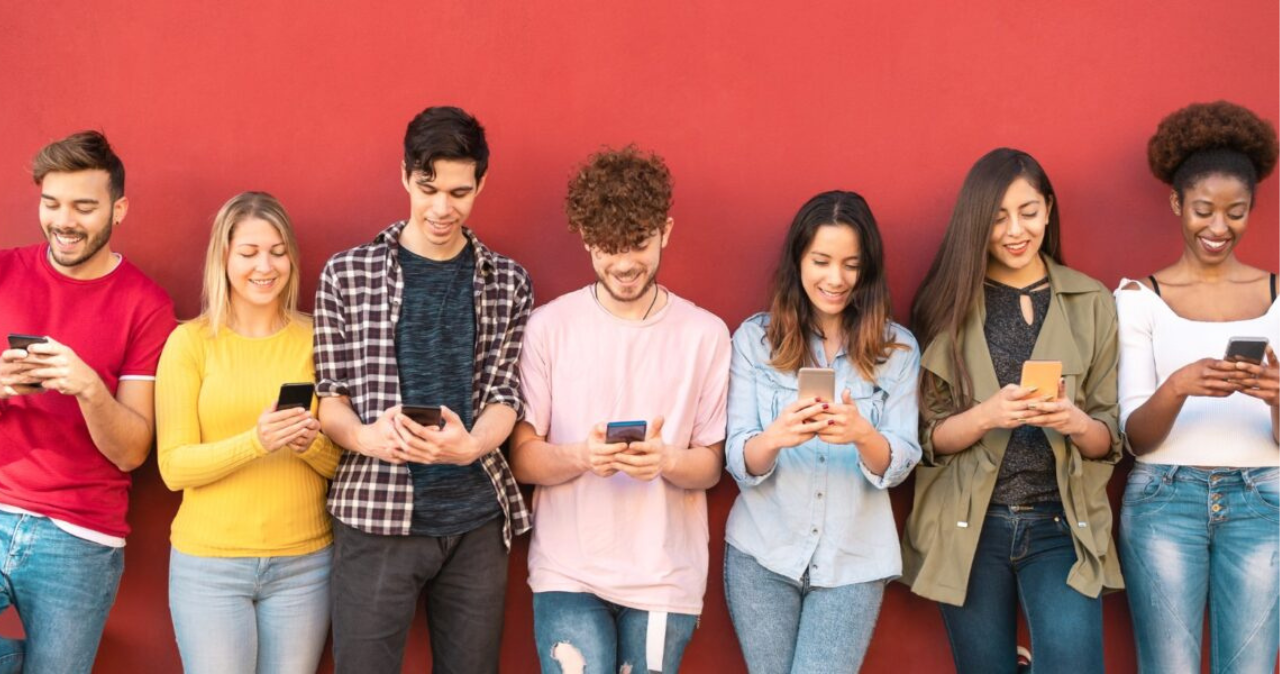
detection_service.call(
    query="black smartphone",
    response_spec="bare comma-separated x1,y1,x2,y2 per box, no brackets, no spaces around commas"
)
1224,337,1269,365
8,334,48,351
605,420,647,444
276,382,315,411
401,404,445,430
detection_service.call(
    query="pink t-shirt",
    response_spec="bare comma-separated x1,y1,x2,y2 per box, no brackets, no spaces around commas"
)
520,286,730,614
0,244,176,537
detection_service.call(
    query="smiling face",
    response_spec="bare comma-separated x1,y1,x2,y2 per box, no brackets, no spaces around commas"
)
800,224,861,326
401,159,485,260
986,176,1052,284
226,217,291,313
38,169,127,279
1174,173,1251,265
589,221,671,307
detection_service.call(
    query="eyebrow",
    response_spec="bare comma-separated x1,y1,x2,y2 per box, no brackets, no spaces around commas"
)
415,178,474,191
1191,198,1250,207
41,194,100,206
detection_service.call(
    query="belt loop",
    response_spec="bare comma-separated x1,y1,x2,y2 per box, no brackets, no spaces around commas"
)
1164,465,1179,483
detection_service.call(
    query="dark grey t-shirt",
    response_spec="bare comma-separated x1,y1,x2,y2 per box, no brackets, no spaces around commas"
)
396,243,501,536
984,277,1060,506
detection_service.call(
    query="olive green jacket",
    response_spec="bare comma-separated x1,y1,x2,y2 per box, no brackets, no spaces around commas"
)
900,259,1124,606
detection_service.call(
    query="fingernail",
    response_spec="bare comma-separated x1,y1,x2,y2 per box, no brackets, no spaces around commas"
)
822,404,829,410
827,420,834,426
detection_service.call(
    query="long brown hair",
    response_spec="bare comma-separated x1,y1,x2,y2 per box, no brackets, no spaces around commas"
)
910,148,1064,412
765,191,903,379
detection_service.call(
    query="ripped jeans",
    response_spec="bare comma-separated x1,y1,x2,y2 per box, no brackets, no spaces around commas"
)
1119,464,1279,673
532,591,698,674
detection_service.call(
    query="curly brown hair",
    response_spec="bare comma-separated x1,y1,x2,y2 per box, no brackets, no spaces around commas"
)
1147,101,1279,197
566,145,672,253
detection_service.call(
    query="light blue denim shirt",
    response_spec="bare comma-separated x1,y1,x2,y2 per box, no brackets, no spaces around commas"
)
725,313,921,587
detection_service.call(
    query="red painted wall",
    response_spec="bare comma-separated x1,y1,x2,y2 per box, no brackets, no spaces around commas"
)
2,1,1277,671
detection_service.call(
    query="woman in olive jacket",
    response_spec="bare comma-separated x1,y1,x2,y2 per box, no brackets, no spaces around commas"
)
900,148,1123,674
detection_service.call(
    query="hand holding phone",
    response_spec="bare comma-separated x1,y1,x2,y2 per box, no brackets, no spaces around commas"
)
256,399,319,453
610,416,668,482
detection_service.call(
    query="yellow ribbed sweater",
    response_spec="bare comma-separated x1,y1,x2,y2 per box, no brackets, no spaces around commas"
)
156,319,341,557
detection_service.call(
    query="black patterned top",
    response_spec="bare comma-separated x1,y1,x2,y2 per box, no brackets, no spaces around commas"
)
984,276,1059,505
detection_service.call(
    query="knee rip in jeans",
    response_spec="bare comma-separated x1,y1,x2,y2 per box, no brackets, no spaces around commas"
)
549,642,633,674
550,642,585,674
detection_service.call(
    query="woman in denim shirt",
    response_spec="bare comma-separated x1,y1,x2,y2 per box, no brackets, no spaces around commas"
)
723,191,921,674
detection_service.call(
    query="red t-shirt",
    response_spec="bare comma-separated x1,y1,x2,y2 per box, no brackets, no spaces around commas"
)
0,244,176,537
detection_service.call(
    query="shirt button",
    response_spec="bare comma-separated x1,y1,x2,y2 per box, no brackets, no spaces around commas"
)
1211,503,1222,513
817,492,824,499
811,527,819,535
818,456,826,463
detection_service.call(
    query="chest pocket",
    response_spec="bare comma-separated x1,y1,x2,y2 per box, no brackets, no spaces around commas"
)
848,381,888,428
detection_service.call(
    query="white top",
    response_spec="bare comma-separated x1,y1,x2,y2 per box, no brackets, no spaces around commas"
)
1114,278,1279,466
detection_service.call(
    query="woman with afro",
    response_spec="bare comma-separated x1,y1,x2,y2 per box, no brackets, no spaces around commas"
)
1115,101,1279,673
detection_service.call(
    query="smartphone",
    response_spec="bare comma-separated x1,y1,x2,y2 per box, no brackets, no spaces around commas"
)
798,367,836,402
7,334,48,351
1224,337,1269,365
1020,360,1062,400
276,382,315,411
605,420,647,444
401,404,444,430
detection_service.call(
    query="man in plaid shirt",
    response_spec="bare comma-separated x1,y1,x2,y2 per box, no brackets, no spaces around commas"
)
313,106,532,673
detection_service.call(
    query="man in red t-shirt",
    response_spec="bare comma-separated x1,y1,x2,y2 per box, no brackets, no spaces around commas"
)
0,131,176,674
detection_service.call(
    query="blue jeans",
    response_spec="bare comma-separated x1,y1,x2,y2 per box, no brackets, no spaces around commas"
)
533,591,698,674
0,511,124,674
1119,464,1279,674
169,546,332,674
939,503,1103,674
723,543,884,674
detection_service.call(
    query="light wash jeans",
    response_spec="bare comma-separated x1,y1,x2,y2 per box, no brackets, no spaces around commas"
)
723,543,885,674
939,503,1103,674
169,546,332,674
0,510,124,674
1120,464,1279,674
533,591,698,674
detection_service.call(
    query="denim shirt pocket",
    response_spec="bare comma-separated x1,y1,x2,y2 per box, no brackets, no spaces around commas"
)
846,379,888,428
754,364,796,424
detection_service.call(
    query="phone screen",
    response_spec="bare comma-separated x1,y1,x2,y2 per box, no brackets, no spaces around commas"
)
797,367,836,402
605,420,647,444
1224,337,1268,365
402,405,444,429
8,334,48,351
276,383,315,410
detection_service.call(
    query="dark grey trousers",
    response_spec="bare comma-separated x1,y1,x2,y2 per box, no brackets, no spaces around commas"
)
330,516,508,674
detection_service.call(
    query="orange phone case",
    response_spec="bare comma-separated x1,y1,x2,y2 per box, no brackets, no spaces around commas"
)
1019,360,1062,400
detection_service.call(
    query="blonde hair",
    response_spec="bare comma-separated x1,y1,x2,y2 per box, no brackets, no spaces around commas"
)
199,192,305,335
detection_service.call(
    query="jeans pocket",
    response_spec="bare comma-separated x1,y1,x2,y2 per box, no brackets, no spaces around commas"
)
1122,464,1168,506
1244,468,1280,522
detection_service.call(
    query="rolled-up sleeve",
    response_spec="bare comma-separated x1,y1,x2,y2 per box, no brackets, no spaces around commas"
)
482,268,534,418
726,320,774,487
1084,292,1123,463
858,334,923,488
313,260,351,399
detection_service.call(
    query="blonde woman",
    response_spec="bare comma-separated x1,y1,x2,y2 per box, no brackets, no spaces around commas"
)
156,192,339,674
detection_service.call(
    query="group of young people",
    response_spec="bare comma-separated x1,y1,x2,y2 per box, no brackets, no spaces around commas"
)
0,100,1274,674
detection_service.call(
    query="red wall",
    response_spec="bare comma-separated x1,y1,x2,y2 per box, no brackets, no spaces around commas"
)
2,1,1277,671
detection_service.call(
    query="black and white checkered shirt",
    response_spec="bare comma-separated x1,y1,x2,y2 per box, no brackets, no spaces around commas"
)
313,222,532,547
